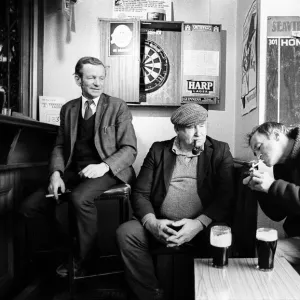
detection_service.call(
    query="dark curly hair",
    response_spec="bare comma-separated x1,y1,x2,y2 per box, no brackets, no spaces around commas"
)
246,122,289,146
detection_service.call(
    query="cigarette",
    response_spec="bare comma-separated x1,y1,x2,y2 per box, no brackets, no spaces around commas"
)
250,155,262,170
46,193,63,198
45,190,71,198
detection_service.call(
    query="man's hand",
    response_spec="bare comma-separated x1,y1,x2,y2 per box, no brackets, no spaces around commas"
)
243,169,275,193
78,162,109,179
166,219,204,247
48,171,65,201
144,218,174,245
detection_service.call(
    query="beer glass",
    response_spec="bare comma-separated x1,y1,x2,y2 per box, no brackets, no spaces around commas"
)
256,228,278,271
210,225,232,268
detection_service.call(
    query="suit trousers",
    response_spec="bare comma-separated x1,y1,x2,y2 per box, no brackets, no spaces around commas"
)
116,219,210,300
20,170,121,260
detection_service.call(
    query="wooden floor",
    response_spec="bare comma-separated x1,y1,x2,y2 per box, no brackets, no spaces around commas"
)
8,252,129,300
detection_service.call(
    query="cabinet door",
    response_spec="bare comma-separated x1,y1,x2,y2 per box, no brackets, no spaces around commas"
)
99,19,140,103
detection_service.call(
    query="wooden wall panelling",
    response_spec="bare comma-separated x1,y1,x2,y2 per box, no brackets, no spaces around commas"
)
0,124,20,164
0,169,20,299
0,115,58,298
99,19,140,103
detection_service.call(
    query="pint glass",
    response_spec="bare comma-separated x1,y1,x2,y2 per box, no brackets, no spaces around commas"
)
256,228,278,271
210,225,232,268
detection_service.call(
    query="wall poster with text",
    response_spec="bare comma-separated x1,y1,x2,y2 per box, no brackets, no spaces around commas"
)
241,0,257,116
109,22,134,56
112,0,171,21
266,16,300,126
181,23,222,105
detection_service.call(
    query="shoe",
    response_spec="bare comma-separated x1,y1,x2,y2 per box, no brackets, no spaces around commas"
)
154,288,165,300
56,259,86,278
56,262,68,278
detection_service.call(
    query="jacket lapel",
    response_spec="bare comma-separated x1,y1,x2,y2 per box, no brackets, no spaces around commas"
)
197,139,213,187
163,139,176,192
94,93,108,135
70,98,81,149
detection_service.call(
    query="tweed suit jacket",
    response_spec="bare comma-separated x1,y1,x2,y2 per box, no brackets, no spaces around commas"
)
49,93,137,183
131,136,235,223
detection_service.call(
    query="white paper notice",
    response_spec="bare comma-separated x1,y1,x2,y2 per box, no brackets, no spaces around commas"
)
183,50,219,77
112,0,171,21
39,96,66,126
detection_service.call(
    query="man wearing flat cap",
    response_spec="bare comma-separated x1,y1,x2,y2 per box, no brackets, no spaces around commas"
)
117,103,234,300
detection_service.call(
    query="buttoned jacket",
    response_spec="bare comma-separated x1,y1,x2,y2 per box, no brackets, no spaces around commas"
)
131,136,234,223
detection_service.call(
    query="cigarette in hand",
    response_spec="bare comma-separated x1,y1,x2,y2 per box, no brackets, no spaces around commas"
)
45,189,71,198
250,154,262,171
46,193,62,198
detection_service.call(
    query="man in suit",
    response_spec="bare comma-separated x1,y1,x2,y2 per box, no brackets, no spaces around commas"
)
117,103,234,300
20,56,137,276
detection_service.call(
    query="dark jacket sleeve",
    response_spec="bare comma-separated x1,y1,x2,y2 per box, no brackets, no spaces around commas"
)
257,178,300,222
131,143,158,220
49,104,67,176
201,142,235,223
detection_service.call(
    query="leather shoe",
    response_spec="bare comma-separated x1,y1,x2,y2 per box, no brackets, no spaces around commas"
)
56,259,86,278
154,288,165,300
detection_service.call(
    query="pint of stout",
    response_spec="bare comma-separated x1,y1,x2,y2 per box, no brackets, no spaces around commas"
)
210,225,232,268
256,228,278,271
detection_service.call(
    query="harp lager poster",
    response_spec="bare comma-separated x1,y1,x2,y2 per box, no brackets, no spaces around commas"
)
181,23,222,105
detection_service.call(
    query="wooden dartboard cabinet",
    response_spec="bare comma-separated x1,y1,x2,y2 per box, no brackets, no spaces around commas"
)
99,18,183,106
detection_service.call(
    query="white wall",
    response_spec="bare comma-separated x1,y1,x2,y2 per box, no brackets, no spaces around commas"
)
43,0,237,174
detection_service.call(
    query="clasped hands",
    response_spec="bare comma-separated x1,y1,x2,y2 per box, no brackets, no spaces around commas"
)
243,169,275,193
146,218,203,247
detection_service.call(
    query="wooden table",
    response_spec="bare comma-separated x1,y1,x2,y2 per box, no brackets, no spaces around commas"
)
194,257,300,300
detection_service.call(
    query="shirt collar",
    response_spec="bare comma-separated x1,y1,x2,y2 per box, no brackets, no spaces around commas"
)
81,95,100,107
172,137,203,157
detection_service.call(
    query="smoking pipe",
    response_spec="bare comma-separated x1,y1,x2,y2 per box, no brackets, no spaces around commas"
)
192,140,201,155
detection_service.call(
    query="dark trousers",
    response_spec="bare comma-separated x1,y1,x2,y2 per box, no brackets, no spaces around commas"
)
116,219,210,300
20,170,120,260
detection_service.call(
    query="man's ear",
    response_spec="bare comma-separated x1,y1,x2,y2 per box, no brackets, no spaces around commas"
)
273,129,280,141
174,125,178,134
74,74,82,87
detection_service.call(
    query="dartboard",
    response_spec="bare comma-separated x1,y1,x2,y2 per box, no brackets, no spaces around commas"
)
140,40,170,93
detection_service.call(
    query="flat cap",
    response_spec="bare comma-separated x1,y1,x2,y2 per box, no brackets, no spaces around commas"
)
171,103,208,126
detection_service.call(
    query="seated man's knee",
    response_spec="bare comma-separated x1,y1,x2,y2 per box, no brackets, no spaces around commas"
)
19,188,48,218
70,190,92,211
116,220,145,251
116,222,132,249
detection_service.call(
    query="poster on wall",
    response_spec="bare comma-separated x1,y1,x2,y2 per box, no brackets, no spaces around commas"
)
241,0,257,116
109,22,134,56
181,23,222,105
112,0,171,21
39,96,66,126
266,16,300,126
